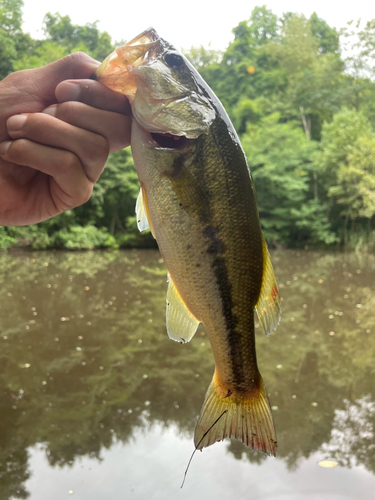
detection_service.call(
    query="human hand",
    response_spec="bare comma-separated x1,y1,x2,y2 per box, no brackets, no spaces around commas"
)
0,52,131,226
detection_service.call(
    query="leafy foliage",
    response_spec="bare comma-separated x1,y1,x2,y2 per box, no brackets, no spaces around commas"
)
242,114,336,246
0,0,33,78
314,109,375,243
2,2,375,250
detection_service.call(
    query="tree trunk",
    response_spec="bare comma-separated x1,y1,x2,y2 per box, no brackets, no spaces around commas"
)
313,173,318,200
300,106,311,141
344,215,348,248
109,205,117,236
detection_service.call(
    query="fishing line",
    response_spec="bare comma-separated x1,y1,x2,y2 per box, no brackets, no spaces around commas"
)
180,410,227,489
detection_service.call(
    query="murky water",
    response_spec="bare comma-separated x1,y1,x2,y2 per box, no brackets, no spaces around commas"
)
1,249,375,500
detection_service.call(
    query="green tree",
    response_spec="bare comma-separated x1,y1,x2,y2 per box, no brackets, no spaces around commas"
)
309,12,340,54
328,135,375,222
0,0,33,78
13,12,115,70
194,9,344,139
3,3,375,251
42,12,114,60
340,20,375,123
263,14,344,140
195,6,283,119
242,114,335,246
183,44,222,69
12,40,69,70
315,108,375,243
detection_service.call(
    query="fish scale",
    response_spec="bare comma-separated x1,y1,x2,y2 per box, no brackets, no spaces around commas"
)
95,27,281,456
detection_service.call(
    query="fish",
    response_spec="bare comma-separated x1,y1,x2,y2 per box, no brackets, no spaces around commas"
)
95,28,281,456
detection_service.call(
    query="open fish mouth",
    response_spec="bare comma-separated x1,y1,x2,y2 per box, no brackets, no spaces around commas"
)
94,28,159,95
151,132,189,149
127,27,160,47
115,27,160,66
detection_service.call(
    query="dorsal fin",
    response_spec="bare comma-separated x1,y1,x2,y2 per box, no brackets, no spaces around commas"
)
166,274,199,343
255,237,281,336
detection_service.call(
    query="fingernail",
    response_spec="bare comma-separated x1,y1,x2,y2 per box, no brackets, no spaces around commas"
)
43,105,57,117
0,141,11,156
57,81,81,101
7,114,27,132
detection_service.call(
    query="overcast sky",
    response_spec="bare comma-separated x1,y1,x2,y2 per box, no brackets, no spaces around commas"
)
21,0,375,51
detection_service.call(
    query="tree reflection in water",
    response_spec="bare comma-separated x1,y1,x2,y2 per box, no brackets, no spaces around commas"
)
0,249,375,498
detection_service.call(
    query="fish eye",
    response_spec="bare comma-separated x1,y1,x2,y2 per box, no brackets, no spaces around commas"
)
164,52,184,69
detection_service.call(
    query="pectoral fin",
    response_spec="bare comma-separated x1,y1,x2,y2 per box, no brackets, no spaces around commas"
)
255,237,281,336
166,274,199,343
135,186,155,237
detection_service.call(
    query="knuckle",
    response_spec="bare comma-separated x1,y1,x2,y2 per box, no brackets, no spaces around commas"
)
86,134,110,166
62,51,91,68
3,70,24,87
23,113,41,129
68,51,86,62
55,52,98,81
99,134,110,152
9,138,30,160
11,113,50,139
57,182,93,211
81,184,93,204
114,116,131,149
62,151,81,174
56,100,81,120
72,183,93,207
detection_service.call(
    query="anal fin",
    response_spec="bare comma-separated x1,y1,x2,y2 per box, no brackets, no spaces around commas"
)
255,236,281,336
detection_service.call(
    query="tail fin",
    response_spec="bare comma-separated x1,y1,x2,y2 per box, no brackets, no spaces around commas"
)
194,375,277,456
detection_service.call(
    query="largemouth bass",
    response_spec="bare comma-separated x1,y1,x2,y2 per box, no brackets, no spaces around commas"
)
95,28,281,456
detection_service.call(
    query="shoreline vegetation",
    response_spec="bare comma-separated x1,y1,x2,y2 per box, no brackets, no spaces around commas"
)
1,2,375,252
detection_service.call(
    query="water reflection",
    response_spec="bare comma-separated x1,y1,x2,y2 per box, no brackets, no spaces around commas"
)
0,249,375,498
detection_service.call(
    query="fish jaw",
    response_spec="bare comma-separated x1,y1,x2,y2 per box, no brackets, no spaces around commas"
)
94,28,160,99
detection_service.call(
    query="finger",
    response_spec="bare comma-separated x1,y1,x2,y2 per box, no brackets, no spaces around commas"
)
56,79,131,115
0,142,39,188
43,102,131,151
7,113,109,183
0,138,93,211
3,53,101,112
38,53,100,100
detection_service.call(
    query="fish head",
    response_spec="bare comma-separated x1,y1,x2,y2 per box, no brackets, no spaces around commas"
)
95,28,216,139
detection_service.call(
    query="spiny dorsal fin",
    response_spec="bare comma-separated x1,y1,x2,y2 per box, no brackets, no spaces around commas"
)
255,237,281,336
166,274,199,343
135,185,155,237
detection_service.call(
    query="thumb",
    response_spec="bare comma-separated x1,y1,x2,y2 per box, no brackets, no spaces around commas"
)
32,52,100,106
0,52,101,141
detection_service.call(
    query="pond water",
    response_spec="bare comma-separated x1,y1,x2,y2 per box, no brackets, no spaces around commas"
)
0,249,375,500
